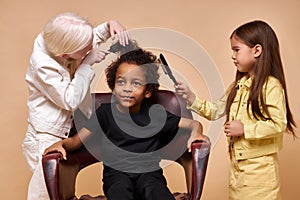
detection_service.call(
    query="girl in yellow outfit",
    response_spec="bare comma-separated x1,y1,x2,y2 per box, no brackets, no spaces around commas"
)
175,20,296,200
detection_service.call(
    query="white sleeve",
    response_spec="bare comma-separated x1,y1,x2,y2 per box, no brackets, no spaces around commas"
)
34,64,95,111
93,22,110,45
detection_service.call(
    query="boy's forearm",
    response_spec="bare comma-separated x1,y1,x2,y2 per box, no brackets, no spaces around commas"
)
191,120,203,136
61,137,81,151
187,118,203,134
179,118,203,134
62,127,92,151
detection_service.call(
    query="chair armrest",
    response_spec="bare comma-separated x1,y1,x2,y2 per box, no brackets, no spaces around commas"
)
190,140,211,200
42,152,81,200
42,144,101,200
42,152,62,200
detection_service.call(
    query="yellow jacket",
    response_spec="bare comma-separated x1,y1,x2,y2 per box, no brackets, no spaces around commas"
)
189,76,287,160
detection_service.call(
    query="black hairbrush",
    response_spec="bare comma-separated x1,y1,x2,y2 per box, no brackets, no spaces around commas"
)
159,54,178,85
107,40,139,54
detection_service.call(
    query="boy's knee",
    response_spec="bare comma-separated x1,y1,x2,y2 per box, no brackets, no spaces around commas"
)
103,173,134,199
136,170,168,193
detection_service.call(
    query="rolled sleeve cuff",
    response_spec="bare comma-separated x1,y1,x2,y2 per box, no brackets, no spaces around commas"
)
187,96,204,112
94,22,110,44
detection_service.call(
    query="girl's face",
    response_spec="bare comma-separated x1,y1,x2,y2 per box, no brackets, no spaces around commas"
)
230,35,257,76
113,62,151,113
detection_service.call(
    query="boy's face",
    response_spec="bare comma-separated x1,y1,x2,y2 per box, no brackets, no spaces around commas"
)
113,62,151,113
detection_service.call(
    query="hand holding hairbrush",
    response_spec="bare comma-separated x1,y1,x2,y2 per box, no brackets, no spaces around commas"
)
159,54,178,85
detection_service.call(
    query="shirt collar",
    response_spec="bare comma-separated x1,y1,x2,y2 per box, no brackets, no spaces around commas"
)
236,76,253,89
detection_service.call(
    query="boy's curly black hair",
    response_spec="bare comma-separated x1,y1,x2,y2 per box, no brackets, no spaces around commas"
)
105,46,160,97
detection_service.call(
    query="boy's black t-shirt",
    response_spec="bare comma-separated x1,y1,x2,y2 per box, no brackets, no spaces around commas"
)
84,102,181,173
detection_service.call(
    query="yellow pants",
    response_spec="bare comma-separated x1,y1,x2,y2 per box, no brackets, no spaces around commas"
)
229,147,281,200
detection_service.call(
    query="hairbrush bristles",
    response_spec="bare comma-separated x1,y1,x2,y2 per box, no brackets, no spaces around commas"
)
108,39,139,55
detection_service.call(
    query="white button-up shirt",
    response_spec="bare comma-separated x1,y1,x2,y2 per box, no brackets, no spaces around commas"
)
26,23,110,138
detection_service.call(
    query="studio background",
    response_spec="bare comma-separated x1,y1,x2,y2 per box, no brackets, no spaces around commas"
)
1,0,299,199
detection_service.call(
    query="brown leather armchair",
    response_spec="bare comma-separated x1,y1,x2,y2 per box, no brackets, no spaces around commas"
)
42,90,210,200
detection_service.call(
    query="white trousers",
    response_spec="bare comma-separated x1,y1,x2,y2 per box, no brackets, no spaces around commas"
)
22,124,62,200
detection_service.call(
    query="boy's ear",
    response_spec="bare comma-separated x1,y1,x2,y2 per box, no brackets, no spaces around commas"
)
144,90,152,99
253,44,262,58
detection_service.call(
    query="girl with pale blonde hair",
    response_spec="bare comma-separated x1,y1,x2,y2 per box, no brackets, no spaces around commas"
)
22,12,130,200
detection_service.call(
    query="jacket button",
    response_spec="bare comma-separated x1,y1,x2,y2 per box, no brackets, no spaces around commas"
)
65,132,68,136
239,153,242,156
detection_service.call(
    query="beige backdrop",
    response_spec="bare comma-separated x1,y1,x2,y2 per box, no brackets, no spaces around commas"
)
1,0,299,199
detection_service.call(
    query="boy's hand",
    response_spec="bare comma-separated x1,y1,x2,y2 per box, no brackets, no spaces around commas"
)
175,82,196,106
43,141,67,160
174,192,190,200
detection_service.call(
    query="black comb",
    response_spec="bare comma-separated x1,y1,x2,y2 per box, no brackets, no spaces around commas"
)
159,54,178,85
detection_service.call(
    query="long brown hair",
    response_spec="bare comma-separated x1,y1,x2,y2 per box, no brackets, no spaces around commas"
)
226,20,296,137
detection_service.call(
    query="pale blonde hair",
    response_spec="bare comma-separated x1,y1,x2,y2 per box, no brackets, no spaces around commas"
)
43,12,93,56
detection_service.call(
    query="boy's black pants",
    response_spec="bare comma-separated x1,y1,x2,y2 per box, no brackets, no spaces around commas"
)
103,167,175,200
